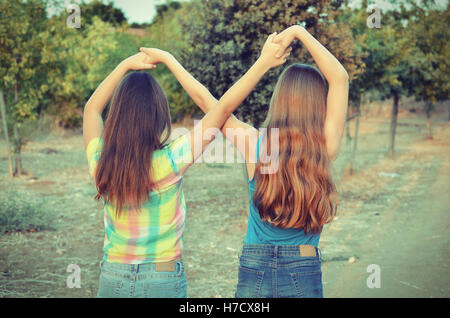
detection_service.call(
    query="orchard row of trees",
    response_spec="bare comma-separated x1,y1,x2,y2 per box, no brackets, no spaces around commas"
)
0,0,448,177
180,0,448,174
0,0,192,176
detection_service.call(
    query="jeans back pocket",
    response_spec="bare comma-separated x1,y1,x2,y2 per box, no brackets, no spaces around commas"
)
235,265,265,298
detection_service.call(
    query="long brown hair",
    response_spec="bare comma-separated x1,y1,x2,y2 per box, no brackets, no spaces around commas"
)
94,72,171,217
253,63,337,234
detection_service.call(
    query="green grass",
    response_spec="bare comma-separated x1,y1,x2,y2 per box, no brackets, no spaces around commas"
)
0,188,54,233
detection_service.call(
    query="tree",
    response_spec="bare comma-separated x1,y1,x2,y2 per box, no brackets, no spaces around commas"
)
342,5,370,175
342,1,411,167
79,0,127,27
0,0,120,177
0,0,50,176
403,5,449,139
182,0,362,127
367,5,412,158
0,91,13,177
41,15,118,127
145,1,196,120
375,0,448,155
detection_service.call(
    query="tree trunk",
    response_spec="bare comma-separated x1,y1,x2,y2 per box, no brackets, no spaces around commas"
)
13,83,23,176
389,93,400,157
377,100,383,116
350,94,362,175
425,100,433,139
0,91,14,177
345,106,352,148
13,122,22,176
343,107,353,176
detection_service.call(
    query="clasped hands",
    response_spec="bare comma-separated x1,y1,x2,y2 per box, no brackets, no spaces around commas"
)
122,26,302,71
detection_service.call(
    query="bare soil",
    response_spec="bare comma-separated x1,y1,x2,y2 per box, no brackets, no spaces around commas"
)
0,99,449,297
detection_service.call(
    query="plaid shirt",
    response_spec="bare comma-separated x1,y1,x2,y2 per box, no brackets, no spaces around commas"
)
86,134,193,264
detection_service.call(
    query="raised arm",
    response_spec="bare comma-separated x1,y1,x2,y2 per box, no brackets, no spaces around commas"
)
141,48,259,163
274,25,349,161
140,34,289,161
189,33,288,160
139,48,216,112
82,52,156,148
138,49,251,155
140,42,290,166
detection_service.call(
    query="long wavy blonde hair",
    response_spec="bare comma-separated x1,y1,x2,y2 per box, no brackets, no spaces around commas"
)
253,63,337,235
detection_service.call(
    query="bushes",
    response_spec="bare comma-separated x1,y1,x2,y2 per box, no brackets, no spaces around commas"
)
181,0,361,127
0,188,53,233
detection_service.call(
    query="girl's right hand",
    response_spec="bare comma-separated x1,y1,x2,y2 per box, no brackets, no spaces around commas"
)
139,47,171,65
258,32,292,69
273,25,303,58
121,52,157,71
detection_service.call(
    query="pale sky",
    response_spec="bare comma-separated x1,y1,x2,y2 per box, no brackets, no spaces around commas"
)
51,0,188,24
52,0,448,24
107,0,166,24
103,0,449,22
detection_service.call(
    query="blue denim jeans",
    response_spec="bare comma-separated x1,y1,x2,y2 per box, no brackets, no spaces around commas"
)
235,245,323,298
97,260,187,298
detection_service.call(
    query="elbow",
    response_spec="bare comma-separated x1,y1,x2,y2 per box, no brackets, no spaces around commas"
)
83,100,95,115
83,104,93,118
327,144,340,162
326,134,343,162
83,104,100,121
328,70,348,87
83,104,89,119
338,69,349,82
342,68,349,81
329,150,339,162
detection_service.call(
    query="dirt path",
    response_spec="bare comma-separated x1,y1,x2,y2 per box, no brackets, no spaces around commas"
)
321,121,450,297
0,101,448,298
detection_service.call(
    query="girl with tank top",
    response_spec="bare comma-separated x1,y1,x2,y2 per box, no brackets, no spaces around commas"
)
192,25,349,297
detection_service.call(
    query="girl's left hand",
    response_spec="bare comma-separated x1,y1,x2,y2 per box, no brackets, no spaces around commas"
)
122,52,157,71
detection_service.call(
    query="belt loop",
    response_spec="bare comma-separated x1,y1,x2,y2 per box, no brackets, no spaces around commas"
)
274,245,278,257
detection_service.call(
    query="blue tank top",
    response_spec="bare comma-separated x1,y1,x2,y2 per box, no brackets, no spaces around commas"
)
244,135,321,246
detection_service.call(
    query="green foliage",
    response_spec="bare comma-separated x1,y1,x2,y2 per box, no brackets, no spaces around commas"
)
344,0,448,123
344,0,434,111
0,0,50,121
145,1,196,120
181,0,362,127
403,5,449,106
1,0,447,132
79,0,127,26
0,188,53,233
39,15,119,127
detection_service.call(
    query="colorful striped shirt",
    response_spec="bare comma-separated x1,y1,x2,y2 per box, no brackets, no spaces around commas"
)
86,134,193,264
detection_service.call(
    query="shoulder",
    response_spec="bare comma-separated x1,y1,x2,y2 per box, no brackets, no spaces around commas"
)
166,134,194,173
167,134,190,150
